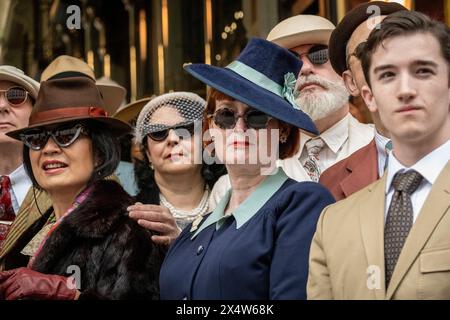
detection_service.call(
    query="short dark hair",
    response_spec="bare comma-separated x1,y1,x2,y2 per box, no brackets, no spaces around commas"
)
361,10,450,87
205,88,300,160
23,120,121,190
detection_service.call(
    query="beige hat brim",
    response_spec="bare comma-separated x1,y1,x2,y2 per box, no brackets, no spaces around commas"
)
7,116,131,141
0,72,39,100
97,84,127,115
114,97,152,123
270,29,333,49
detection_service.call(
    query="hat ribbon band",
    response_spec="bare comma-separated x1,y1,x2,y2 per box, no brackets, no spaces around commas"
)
30,106,108,125
226,61,300,109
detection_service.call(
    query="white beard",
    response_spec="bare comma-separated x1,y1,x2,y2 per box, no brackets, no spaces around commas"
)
295,74,349,121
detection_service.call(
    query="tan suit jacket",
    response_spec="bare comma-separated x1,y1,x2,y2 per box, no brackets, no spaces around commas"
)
308,161,450,299
320,139,378,201
0,187,52,271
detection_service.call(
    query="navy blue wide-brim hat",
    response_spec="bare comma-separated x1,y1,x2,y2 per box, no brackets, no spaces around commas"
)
184,38,318,135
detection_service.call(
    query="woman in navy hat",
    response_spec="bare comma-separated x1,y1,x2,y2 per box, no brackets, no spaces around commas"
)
0,76,164,300
159,38,335,300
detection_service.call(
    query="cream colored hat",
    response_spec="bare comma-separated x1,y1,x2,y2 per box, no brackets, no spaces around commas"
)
41,55,126,115
267,15,335,48
0,65,40,99
114,97,152,123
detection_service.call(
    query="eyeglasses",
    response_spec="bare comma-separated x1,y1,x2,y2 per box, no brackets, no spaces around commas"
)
0,87,30,106
295,45,329,65
20,124,89,151
208,108,273,130
147,123,196,141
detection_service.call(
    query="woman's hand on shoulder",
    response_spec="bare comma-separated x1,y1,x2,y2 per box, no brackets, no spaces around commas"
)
127,202,181,246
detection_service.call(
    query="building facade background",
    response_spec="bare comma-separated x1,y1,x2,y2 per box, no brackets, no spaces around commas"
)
0,0,448,107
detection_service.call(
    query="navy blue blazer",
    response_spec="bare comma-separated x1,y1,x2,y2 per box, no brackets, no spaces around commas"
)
159,172,335,300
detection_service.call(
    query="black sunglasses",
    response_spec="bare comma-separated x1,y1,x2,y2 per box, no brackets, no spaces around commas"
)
0,87,29,106
147,123,196,141
208,108,273,130
20,124,89,151
293,45,329,65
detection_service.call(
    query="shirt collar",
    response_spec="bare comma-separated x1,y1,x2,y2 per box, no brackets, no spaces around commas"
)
374,129,391,159
297,113,351,157
9,164,32,207
386,139,450,194
317,114,351,154
191,168,289,239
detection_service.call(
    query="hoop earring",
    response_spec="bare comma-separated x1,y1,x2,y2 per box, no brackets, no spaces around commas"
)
149,162,154,170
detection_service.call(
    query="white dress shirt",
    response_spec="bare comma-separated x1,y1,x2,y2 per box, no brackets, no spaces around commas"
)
280,113,374,181
9,164,32,214
385,138,450,223
374,129,391,178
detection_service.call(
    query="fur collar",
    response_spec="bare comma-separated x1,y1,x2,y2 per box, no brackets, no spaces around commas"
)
61,179,134,238
32,180,135,272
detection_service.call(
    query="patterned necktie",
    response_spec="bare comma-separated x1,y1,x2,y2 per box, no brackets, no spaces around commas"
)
303,138,324,182
0,175,16,248
384,170,423,287
383,141,393,171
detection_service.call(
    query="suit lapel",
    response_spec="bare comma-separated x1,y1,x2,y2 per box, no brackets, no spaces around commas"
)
359,174,387,300
0,188,52,260
341,140,378,198
386,161,450,299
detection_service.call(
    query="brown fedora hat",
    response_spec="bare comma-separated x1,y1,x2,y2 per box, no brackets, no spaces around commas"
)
41,55,126,115
113,97,152,123
329,1,407,75
6,76,131,140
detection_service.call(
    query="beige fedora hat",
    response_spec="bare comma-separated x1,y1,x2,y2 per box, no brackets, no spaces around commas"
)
0,65,40,100
267,15,335,49
113,97,152,123
41,55,126,115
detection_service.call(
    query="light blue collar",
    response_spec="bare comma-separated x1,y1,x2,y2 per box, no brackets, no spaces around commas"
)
191,168,289,239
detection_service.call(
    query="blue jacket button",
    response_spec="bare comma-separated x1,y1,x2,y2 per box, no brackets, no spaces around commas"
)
197,245,204,255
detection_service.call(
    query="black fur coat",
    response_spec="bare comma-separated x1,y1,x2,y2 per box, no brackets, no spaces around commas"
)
30,180,165,299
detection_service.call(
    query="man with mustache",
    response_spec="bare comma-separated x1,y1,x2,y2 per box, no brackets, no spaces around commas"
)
267,14,374,183
319,1,407,201
0,66,52,270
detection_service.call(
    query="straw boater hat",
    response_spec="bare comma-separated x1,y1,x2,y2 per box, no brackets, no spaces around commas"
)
6,76,131,140
0,65,40,100
184,38,318,135
114,97,152,123
329,1,407,75
267,15,335,48
40,55,126,115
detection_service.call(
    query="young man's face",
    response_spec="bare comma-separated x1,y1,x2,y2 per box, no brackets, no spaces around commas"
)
362,33,450,147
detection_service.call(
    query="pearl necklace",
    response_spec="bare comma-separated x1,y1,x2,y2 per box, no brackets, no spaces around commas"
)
159,186,210,222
